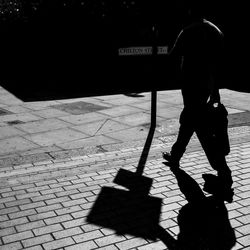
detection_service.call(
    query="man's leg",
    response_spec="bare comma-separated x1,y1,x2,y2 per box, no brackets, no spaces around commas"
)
170,123,194,161
163,109,195,164
196,125,233,201
195,124,231,174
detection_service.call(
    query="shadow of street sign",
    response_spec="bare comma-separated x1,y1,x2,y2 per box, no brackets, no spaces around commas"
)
87,186,162,240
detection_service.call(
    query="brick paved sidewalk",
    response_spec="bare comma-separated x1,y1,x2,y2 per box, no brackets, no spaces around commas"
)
1,138,250,249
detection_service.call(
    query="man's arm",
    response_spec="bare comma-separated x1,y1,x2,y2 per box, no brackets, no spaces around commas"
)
208,74,221,104
210,87,221,104
168,30,184,59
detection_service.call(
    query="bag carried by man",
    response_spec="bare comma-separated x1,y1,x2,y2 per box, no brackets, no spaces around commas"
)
206,102,230,156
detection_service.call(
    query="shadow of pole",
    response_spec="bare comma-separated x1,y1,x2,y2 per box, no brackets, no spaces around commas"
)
113,90,156,194
137,90,157,174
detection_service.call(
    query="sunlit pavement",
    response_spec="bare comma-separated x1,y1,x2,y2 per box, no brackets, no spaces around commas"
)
0,86,250,249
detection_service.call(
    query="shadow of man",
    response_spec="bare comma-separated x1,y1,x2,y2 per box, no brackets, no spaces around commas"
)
157,164,236,250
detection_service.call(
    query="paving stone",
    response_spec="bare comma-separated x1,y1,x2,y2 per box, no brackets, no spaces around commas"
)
97,245,120,250
36,203,63,214
237,205,250,215
0,126,25,139
51,101,109,115
3,230,33,244
236,224,250,235
0,113,41,123
237,198,250,207
106,127,155,142
95,235,126,247
237,214,250,224
55,205,82,215
73,119,131,137
15,118,71,133
23,128,89,147
115,238,148,250
16,220,45,232
0,227,16,237
63,218,87,229
44,214,72,225
0,102,27,114
0,215,9,222
29,211,56,222
62,198,88,208
0,137,38,155
228,210,243,220
24,245,44,250
42,237,75,250
137,241,166,250
31,108,70,118
65,240,98,250
230,219,243,228
57,135,119,150
31,194,56,202
98,106,142,117
0,217,29,228
33,224,63,236
237,234,250,247
0,206,19,215
9,209,37,219
20,201,46,211
0,242,23,250
73,230,104,243
0,196,16,203
52,227,83,239
22,234,53,248
59,113,109,125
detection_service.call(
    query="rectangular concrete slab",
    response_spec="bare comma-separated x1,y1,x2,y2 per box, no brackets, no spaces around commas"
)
23,128,89,146
22,101,60,111
15,118,72,134
129,101,176,111
59,113,109,125
51,101,110,115
0,113,42,123
32,108,70,118
97,106,143,117
73,119,130,136
0,126,25,139
58,135,119,149
100,96,147,106
105,127,161,142
0,137,38,155
155,107,182,119
113,113,164,127
3,106,32,114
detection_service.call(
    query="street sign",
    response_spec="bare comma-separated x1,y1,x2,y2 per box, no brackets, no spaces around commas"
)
119,46,168,56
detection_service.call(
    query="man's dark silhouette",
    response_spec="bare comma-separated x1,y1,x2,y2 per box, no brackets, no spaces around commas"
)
162,4,233,200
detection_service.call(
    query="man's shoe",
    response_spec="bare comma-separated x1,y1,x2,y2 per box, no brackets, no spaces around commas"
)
202,174,234,203
162,152,179,165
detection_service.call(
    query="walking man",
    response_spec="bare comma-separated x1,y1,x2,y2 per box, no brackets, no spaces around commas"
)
162,4,233,201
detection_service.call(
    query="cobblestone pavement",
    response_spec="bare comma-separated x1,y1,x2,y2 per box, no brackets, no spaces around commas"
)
1,86,250,249
0,133,250,249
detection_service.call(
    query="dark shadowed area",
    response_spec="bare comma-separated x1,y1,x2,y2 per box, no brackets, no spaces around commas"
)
0,0,249,101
